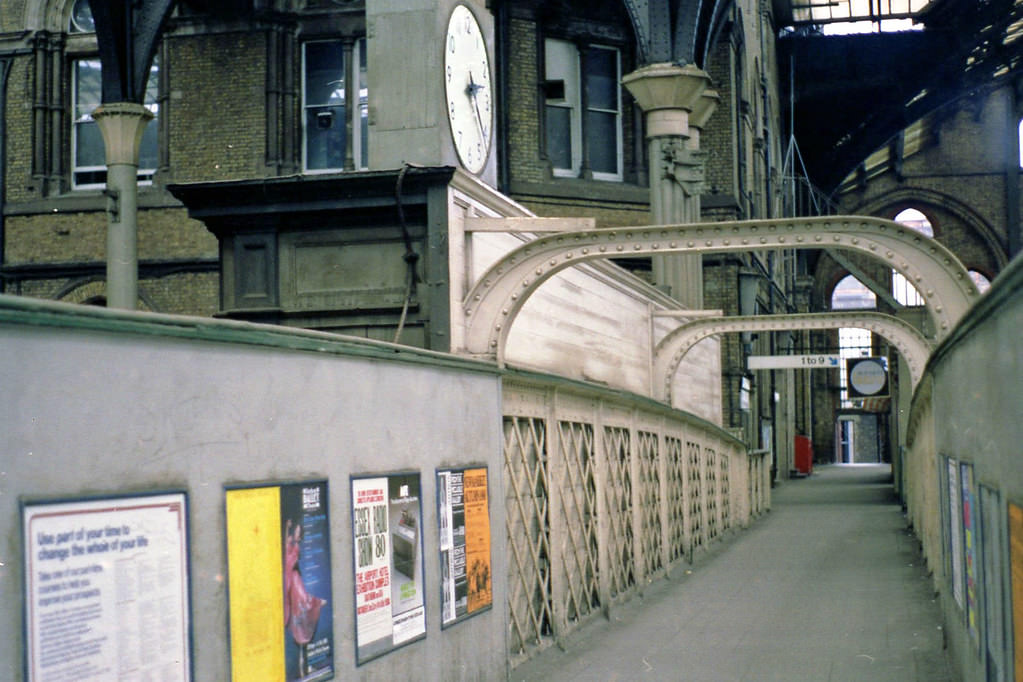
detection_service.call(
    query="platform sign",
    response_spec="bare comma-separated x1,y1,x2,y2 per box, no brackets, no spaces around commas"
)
748,354,841,370
23,492,190,682
847,357,889,399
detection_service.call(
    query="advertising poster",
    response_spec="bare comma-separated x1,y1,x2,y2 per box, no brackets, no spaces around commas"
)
437,467,492,627
226,482,333,682
351,473,425,664
948,458,964,609
960,463,979,642
1008,502,1023,682
23,492,190,682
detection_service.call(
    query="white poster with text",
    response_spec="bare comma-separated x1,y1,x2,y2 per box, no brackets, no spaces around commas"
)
23,493,190,682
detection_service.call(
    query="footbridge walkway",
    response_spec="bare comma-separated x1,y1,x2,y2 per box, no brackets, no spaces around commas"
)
511,464,952,682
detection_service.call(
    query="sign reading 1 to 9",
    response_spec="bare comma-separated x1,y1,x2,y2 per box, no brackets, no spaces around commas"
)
748,354,841,370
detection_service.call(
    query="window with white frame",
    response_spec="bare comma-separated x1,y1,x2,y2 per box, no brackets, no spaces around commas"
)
544,39,622,180
70,1,159,189
302,38,368,172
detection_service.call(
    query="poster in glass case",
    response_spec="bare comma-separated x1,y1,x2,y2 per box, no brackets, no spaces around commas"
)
226,481,333,682
23,492,191,681
351,473,425,664
437,467,492,627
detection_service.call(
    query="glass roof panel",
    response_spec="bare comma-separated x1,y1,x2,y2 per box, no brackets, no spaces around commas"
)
791,0,932,25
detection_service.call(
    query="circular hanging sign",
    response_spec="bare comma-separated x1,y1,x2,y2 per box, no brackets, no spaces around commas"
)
848,357,888,397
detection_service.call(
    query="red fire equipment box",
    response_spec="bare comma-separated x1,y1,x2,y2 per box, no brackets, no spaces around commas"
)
794,435,813,475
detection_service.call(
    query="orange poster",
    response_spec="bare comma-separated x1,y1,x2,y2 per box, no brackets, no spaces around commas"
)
1010,502,1023,682
463,468,492,613
438,467,492,626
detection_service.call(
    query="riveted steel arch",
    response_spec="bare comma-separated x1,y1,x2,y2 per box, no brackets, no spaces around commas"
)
461,216,978,362
652,312,933,404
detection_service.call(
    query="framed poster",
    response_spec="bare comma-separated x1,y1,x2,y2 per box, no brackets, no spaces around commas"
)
225,481,333,682
22,492,191,681
1009,502,1023,682
437,467,493,627
960,462,979,643
979,485,1008,682
351,473,426,664
948,458,965,609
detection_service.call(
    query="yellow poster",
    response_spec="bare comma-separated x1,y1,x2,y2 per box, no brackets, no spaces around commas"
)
1010,502,1023,682
226,487,284,682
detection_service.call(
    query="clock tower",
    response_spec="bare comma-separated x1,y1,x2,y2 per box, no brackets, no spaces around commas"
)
367,0,497,187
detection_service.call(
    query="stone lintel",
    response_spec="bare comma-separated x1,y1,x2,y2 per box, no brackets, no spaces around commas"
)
464,217,598,233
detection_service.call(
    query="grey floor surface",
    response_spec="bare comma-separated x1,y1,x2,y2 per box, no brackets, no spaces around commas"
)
509,464,953,682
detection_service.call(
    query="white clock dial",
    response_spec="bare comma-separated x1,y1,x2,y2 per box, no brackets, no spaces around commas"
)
444,5,492,174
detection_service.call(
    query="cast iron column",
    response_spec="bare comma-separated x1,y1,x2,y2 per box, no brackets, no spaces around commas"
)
623,63,717,309
94,102,153,309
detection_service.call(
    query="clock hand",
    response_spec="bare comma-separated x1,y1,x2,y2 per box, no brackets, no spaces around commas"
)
467,71,488,141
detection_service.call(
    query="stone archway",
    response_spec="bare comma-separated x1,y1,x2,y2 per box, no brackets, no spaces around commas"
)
651,311,933,403
847,186,1009,271
58,278,154,311
461,215,979,362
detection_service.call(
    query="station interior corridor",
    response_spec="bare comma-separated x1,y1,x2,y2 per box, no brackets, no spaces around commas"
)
511,465,953,682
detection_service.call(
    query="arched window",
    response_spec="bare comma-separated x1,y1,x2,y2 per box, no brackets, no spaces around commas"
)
69,0,94,33
969,270,992,294
892,208,932,306
831,274,876,310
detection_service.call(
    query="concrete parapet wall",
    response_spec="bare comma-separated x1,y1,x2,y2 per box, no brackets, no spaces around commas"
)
904,251,1023,682
0,296,507,681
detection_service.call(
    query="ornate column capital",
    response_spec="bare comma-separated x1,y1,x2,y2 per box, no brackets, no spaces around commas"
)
93,102,153,166
622,63,713,138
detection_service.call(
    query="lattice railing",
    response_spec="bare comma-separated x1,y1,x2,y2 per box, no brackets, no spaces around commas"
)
504,416,553,658
665,436,686,562
637,430,663,576
503,378,758,667
687,440,703,551
705,446,719,540
554,421,598,625
603,425,635,599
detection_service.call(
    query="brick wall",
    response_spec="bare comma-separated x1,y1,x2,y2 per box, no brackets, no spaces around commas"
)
166,31,268,183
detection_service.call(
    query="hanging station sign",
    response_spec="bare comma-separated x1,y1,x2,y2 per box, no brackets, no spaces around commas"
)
748,354,841,370
846,357,889,399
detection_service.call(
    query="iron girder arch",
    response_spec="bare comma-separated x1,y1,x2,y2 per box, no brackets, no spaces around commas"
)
460,215,979,363
651,311,933,404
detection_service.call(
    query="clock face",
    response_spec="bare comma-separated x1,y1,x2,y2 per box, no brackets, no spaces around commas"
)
444,5,492,174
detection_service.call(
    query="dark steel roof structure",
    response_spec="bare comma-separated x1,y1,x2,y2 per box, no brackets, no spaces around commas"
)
775,0,1023,192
